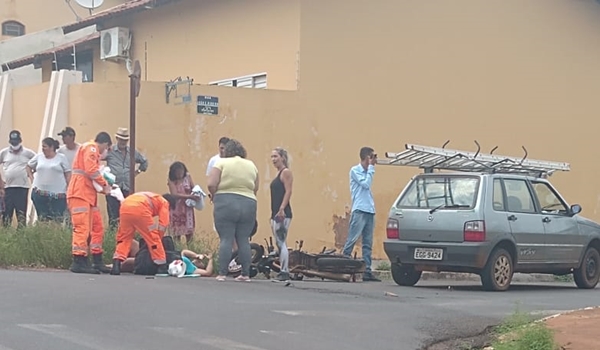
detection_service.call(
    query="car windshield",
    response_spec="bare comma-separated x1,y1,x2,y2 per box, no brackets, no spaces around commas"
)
397,176,479,209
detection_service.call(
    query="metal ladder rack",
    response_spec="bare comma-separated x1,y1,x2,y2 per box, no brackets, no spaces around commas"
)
377,141,570,178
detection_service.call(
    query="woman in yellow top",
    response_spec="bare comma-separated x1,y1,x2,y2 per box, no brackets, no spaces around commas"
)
207,139,259,282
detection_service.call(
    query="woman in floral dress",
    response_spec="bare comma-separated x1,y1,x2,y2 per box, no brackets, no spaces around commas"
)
167,161,199,243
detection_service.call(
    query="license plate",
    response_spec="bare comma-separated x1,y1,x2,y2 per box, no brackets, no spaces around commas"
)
414,248,443,261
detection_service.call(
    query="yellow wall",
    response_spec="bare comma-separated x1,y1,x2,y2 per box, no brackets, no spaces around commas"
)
65,82,303,248
90,0,301,90
12,82,49,143
297,0,600,255
0,0,124,40
12,0,600,260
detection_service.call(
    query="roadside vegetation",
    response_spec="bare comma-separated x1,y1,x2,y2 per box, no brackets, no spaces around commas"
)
0,223,217,270
489,308,557,350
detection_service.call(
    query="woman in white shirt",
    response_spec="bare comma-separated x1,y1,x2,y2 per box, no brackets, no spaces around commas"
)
26,137,71,223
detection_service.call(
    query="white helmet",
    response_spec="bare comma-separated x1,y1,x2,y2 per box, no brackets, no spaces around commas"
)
168,259,186,278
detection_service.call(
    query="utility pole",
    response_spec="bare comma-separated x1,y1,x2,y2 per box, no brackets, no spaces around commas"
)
129,60,141,193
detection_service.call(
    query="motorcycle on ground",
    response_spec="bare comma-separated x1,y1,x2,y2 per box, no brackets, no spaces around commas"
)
228,238,366,282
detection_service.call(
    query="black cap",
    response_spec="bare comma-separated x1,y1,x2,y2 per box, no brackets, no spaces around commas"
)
9,130,21,142
58,127,76,137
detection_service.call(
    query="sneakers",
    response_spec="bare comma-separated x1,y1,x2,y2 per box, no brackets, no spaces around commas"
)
235,275,251,282
276,272,290,282
362,273,381,282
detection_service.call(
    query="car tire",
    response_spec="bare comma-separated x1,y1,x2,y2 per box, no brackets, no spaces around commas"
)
573,246,600,289
480,248,513,292
391,263,422,286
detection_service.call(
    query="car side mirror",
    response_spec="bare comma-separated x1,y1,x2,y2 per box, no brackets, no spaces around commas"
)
570,204,582,216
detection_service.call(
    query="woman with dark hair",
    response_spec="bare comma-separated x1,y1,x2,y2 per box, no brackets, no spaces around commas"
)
26,137,71,223
207,139,259,282
167,161,199,243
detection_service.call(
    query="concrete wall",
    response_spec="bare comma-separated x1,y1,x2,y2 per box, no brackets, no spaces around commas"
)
10,0,600,260
84,0,301,89
65,82,304,247
297,0,600,255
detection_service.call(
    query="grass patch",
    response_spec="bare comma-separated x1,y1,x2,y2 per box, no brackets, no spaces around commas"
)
491,308,557,350
376,261,391,271
0,223,220,269
553,274,573,283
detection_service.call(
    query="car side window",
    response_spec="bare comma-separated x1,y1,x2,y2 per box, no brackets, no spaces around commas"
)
531,182,569,215
503,179,536,214
492,179,505,211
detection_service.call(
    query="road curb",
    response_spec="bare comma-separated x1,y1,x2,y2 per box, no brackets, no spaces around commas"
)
537,305,600,323
372,270,559,283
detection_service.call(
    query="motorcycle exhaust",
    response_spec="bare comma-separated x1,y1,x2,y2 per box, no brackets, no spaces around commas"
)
300,269,351,282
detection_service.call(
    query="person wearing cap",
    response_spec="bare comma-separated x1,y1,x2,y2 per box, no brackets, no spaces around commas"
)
67,131,113,274
57,127,80,167
104,127,149,230
0,130,35,228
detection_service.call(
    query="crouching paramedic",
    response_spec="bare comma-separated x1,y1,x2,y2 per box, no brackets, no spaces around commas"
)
68,131,113,274
110,192,177,275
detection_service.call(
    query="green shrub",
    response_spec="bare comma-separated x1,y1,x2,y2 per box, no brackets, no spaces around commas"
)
0,224,94,269
0,223,219,270
492,308,557,350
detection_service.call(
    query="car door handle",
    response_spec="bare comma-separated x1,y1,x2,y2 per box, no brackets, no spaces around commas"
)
542,217,551,223
508,215,517,221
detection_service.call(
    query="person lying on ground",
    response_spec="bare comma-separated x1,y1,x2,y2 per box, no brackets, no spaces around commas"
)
180,249,214,277
106,239,139,273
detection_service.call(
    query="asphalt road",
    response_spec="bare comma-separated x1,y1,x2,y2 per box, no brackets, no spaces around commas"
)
0,270,598,350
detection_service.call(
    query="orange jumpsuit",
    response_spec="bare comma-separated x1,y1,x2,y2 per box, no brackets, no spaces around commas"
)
67,141,108,257
113,192,169,265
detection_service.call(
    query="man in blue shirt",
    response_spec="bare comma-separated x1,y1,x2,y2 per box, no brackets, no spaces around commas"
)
342,146,381,282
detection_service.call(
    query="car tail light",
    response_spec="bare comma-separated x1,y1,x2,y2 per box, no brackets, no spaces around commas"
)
387,219,399,239
464,220,486,242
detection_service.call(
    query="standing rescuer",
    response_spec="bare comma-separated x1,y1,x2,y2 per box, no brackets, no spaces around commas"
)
110,192,176,276
67,132,113,274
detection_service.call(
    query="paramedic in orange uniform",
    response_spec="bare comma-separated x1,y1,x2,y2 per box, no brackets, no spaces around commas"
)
110,192,177,275
67,131,113,274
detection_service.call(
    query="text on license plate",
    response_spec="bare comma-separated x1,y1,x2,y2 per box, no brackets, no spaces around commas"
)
414,248,443,261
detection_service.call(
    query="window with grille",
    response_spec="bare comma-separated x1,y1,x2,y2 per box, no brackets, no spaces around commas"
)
210,73,267,89
2,21,25,37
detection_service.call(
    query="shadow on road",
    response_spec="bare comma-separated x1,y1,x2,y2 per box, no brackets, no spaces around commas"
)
413,283,579,292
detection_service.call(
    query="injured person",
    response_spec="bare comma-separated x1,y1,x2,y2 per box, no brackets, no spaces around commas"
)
106,239,139,273
179,249,214,277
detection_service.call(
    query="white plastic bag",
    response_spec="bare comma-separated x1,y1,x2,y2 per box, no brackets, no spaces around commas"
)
185,185,207,211
110,185,125,202
92,166,116,192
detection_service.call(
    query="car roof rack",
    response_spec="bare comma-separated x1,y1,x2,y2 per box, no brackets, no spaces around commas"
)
377,140,570,178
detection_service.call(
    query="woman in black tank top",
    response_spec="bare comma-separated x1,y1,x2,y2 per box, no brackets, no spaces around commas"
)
269,147,293,281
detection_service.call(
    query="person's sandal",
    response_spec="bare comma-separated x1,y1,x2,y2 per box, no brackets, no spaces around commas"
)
216,275,226,282
235,275,251,282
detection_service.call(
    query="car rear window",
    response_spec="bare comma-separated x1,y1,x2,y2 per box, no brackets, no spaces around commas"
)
396,176,480,209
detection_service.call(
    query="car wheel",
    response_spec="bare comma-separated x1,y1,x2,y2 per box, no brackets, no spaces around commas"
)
480,248,513,292
573,246,600,289
391,263,422,286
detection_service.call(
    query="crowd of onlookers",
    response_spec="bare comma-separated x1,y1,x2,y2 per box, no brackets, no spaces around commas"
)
0,127,382,282
0,127,148,228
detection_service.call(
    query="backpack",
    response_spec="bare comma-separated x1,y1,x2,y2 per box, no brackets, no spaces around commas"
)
133,235,181,275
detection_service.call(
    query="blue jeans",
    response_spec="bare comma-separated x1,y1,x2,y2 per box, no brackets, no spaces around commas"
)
342,210,375,273
31,190,67,223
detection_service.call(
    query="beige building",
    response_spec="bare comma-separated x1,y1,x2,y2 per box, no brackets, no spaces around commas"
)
1,0,125,40
3,0,600,259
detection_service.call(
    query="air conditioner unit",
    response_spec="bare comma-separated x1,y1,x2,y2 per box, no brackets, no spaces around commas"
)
100,27,130,60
